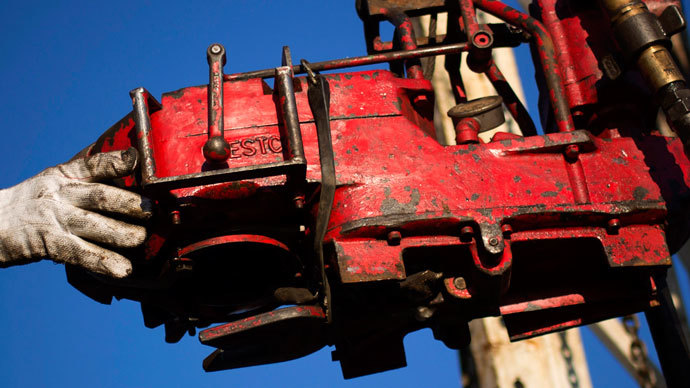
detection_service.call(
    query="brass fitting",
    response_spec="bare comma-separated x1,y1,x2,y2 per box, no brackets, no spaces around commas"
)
638,45,686,91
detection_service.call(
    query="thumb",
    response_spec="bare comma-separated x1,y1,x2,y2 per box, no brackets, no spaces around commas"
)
52,148,138,182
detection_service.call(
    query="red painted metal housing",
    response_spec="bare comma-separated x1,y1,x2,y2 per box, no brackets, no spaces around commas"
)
65,0,690,379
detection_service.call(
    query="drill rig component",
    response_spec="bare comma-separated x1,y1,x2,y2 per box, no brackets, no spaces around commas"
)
599,0,690,151
65,0,690,383
203,44,232,163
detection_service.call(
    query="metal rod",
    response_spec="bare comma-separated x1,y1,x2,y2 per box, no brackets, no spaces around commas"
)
225,42,469,81
275,66,306,164
473,0,575,133
203,43,232,163
378,8,424,79
129,87,160,185
645,275,690,388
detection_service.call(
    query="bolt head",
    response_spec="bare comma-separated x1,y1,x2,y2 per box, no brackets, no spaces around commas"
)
472,31,493,48
387,231,402,246
460,226,474,241
453,277,467,290
607,218,621,234
210,44,222,54
489,237,500,246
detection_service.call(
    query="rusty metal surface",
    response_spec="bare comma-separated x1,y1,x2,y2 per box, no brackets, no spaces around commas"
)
66,0,690,381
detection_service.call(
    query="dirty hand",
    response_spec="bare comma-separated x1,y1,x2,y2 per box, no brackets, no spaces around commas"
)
0,148,152,278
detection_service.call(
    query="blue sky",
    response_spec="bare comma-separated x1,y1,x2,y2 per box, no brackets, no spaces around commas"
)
1,1,689,387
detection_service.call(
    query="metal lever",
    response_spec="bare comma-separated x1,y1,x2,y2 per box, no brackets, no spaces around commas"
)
303,59,336,323
203,43,231,163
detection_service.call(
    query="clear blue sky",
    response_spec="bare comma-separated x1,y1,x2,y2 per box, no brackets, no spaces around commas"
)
1,1,689,387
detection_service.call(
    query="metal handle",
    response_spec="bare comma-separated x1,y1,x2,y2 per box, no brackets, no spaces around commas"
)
203,43,232,163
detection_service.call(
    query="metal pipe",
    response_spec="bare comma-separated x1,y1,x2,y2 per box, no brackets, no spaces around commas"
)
203,44,232,163
645,275,690,388
225,42,469,82
473,0,575,133
598,0,690,152
275,66,306,164
379,8,425,79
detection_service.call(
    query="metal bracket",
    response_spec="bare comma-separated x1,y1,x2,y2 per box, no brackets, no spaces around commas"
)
129,46,307,191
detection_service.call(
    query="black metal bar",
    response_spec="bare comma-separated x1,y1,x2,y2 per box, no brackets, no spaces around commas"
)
225,42,469,81
305,63,336,323
645,274,690,388
275,66,306,164
141,160,304,191
203,43,232,163
129,87,161,185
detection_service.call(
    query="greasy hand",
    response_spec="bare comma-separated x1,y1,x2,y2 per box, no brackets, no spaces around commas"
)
0,148,152,278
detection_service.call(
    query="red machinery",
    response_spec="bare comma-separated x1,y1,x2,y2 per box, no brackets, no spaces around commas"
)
67,0,690,384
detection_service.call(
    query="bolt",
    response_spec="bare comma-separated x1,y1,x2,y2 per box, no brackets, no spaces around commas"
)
170,210,181,225
453,277,467,290
564,144,580,161
210,44,222,54
460,226,474,241
293,195,305,209
607,218,621,234
387,231,402,246
501,224,513,238
489,237,500,246
473,31,492,48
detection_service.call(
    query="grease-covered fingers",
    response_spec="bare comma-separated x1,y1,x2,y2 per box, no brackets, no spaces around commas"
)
59,206,147,248
60,182,153,220
50,232,133,278
49,148,138,182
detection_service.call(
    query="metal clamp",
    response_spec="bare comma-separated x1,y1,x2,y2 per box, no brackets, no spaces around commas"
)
129,45,307,191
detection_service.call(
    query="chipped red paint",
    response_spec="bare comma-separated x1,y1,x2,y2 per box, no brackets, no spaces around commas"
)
474,0,575,133
377,8,424,79
455,117,481,144
67,0,690,378
500,294,586,315
177,234,290,258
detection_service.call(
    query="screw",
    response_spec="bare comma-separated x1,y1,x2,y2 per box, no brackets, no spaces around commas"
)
387,231,402,246
453,277,467,290
489,237,500,246
210,44,222,54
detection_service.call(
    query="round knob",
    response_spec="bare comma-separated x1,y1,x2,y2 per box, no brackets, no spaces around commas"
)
203,136,231,163
447,95,505,133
